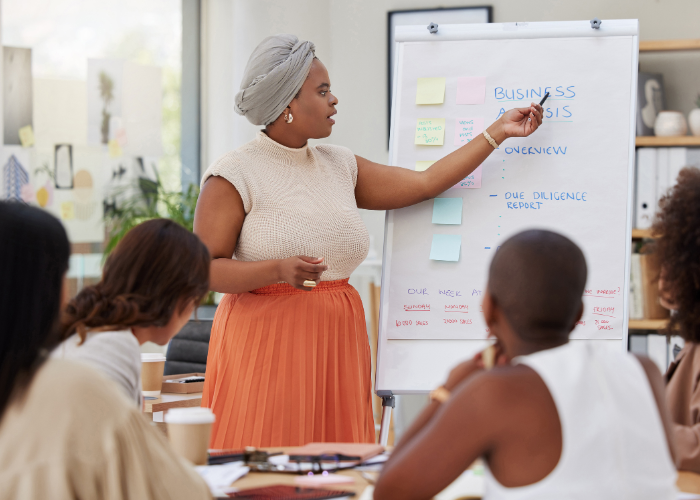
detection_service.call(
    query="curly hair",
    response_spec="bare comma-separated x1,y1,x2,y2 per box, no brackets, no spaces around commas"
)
61,219,210,342
652,167,700,341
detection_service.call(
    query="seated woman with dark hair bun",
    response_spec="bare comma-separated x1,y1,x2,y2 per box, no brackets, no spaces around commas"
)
53,218,210,406
656,167,700,472
0,202,210,499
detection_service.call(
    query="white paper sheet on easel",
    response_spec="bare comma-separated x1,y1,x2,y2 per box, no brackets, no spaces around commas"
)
385,36,634,341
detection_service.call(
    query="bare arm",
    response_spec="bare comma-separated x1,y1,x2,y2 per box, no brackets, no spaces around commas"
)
374,374,498,500
635,354,678,467
193,176,327,294
356,105,542,211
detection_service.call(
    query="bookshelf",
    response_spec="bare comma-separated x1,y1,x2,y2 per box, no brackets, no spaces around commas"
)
636,38,700,147
631,228,654,239
636,136,700,147
629,319,668,331
639,39,700,52
628,39,699,333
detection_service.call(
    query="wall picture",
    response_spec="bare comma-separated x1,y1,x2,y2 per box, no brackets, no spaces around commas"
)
3,47,33,145
54,144,74,189
87,59,124,146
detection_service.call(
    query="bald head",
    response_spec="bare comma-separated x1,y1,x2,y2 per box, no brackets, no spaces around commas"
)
488,230,587,341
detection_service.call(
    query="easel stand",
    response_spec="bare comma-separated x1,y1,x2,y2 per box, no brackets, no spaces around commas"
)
377,391,395,446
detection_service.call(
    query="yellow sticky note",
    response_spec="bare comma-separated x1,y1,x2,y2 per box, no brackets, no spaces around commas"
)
415,161,436,172
415,118,445,146
60,201,75,220
108,139,123,158
416,78,446,105
18,125,35,147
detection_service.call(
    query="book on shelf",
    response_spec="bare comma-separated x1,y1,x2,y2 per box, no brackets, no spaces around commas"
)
629,253,644,320
639,252,669,320
634,147,700,229
628,249,669,321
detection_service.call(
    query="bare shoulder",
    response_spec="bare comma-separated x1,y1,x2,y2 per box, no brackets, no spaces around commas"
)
449,364,549,418
200,175,241,197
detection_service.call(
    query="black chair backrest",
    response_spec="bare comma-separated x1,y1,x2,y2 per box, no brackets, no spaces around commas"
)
164,320,212,375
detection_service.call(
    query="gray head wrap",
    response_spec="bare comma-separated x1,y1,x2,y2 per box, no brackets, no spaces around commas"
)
235,34,316,126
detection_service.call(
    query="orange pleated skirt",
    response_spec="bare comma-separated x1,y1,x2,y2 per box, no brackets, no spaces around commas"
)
202,279,376,448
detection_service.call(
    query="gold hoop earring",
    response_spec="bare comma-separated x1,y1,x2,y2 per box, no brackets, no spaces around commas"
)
285,112,293,124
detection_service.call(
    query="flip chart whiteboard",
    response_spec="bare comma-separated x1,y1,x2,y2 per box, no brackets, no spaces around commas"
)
376,20,638,394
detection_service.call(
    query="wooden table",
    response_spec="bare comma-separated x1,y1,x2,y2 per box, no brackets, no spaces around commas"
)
225,448,700,499
678,471,700,494
231,467,372,498
143,391,202,420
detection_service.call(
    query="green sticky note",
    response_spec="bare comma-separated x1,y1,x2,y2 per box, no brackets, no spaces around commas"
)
415,118,445,146
415,161,436,172
430,234,461,262
416,77,446,105
432,198,462,225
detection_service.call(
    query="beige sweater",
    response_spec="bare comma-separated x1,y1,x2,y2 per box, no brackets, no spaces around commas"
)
201,132,369,281
0,359,211,500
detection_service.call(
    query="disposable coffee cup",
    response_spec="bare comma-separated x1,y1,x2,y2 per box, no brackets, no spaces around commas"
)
141,353,166,396
165,407,216,465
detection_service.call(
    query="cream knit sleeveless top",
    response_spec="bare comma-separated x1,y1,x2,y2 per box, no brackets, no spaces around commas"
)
201,131,370,281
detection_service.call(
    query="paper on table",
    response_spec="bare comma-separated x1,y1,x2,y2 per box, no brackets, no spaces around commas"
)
430,234,461,262
415,160,436,172
416,77,446,105
453,165,482,189
415,118,445,146
295,474,355,486
454,117,485,146
18,125,35,147
195,461,249,496
678,493,700,500
432,198,463,225
456,76,486,105
435,470,485,500
359,486,375,500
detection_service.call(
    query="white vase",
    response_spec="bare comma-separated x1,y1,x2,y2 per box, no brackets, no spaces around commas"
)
689,108,700,136
654,111,688,136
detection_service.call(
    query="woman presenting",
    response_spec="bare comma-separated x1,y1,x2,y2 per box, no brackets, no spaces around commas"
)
194,34,543,448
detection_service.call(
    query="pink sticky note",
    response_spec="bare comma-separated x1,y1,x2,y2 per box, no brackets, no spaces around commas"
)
453,165,482,189
454,117,485,146
456,77,486,105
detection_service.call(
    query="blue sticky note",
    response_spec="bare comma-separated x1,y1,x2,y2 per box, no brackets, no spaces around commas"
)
432,198,463,225
430,234,461,262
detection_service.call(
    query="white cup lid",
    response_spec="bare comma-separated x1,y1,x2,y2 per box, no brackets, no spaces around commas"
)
164,407,216,424
141,353,166,362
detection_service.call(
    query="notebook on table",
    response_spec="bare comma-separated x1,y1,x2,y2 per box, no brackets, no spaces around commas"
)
225,485,355,499
287,443,384,462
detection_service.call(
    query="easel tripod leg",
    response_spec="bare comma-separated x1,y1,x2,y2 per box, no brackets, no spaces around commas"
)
378,395,395,446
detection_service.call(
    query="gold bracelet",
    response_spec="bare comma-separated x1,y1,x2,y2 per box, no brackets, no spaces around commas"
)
429,386,451,404
483,130,499,149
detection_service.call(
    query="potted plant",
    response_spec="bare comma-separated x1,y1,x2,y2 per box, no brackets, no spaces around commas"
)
104,177,218,314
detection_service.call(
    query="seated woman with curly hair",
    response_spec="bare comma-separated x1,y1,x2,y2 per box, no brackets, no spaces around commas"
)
657,167,700,472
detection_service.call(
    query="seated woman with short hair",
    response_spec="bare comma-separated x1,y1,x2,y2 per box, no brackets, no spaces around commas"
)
374,230,677,500
53,218,210,406
0,202,210,500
